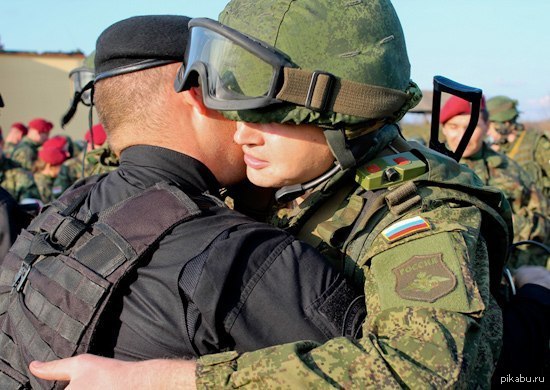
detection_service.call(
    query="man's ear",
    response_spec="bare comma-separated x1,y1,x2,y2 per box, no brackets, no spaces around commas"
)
181,87,207,116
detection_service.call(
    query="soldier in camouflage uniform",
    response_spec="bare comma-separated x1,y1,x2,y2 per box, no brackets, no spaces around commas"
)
441,95,550,269
32,136,70,203
53,124,118,198
487,95,550,200
11,118,53,171
3,123,28,159
177,1,513,387
0,149,40,202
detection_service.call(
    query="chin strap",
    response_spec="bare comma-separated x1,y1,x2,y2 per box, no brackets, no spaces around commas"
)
275,124,400,203
60,80,94,129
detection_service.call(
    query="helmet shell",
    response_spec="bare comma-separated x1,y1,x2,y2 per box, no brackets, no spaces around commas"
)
487,95,519,123
219,0,419,126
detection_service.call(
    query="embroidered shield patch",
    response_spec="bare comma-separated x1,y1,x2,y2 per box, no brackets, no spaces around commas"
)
393,253,457,302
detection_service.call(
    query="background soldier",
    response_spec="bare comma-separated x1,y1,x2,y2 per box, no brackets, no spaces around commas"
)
441,95,550,269
487,95,550,200
11,117,53,170
0,141,40,202
3,122,28,158
33,135,70,203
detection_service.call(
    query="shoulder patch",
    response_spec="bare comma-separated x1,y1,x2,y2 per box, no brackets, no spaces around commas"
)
393,253,457,302
381,216,431,243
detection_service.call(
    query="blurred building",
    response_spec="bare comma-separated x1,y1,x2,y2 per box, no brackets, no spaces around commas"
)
0,51,94,141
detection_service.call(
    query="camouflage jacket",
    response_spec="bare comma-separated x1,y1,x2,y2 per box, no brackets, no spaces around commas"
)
10,137,40,171
0,156,41,202
461,143,549,269
33,172,55,204
196,133,512,389
3,142,18,159
52,146,119,199
500,128,550,200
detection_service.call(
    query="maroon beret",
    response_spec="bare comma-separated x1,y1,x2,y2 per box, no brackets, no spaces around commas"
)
440,95,487,124
28,118,54,133
85,124,107,146
38,146,69,166
11,122,28,135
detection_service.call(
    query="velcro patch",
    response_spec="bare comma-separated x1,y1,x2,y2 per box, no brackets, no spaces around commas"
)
382,216,431,243
393,253,457,302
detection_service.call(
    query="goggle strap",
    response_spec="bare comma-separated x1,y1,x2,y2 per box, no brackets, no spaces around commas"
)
277,68,410,119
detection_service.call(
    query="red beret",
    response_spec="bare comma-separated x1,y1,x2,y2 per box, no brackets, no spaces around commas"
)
440,95,487,124
28,118,54,133
11,122,28,135
85,124,107,146
44,135,68,149
38,146,69,166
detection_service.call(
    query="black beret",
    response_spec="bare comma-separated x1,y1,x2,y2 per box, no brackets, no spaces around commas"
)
94,15,190,82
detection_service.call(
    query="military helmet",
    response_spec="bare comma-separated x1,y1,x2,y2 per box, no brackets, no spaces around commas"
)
486,95,519,123
218,0,421,129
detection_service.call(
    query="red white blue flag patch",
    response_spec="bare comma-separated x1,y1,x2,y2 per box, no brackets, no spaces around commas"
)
382,216,431,242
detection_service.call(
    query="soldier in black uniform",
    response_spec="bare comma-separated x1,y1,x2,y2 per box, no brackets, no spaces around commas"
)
0,16,363,389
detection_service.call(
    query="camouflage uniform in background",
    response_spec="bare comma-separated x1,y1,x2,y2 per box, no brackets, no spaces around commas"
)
33,172,55,204
10,137,41,171
3,142,18,159
192,1,512,386
52,146,119,199
461,143,549,269
487,96,550,200
0,156,40,202
499,126,550,201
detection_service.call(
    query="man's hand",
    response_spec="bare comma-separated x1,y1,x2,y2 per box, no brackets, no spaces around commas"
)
29,354,197,390
514,265,550,289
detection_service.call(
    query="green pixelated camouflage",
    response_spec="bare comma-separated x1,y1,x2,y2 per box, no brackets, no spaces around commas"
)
3,142,18,159
218,0,421,127
0,156,41,202
10,137,40,171
462,143,550,269
33,172,55,204
196,135,512,389
487,95,519,123
499,127,550,200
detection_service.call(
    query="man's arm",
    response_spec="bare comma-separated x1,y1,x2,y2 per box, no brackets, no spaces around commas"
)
194,206,499,388
30,355,196,390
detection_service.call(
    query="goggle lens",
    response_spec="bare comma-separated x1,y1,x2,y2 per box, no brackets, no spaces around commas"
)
187,26,276,101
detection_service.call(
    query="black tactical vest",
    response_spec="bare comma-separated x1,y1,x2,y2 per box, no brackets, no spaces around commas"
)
0,176,208,389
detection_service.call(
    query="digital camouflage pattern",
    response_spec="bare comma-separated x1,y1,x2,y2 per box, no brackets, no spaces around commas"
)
0,156,40,202
52,146,119,199
3,142,18,159
33,172,55,204
461,143,550,269
196,128,512,388
218,0,422,127
10,136,41,171
498,127,550,200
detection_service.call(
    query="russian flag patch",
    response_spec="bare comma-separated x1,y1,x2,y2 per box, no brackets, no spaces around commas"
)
382,216,431,243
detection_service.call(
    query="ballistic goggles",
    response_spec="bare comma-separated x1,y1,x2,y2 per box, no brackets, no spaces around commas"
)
69,66,95,106
175,18,414,119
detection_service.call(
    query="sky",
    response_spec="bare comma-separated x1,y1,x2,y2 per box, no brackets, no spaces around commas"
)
1,0,549,120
